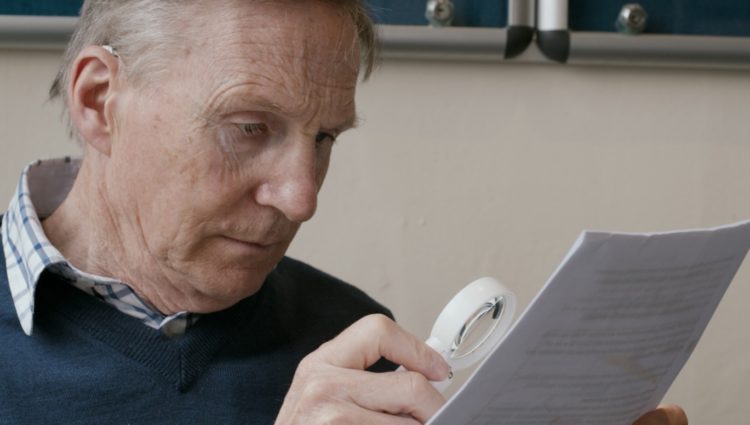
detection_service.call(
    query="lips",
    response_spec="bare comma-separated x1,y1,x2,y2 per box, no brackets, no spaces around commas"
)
221,235,278,252
226,235,274,245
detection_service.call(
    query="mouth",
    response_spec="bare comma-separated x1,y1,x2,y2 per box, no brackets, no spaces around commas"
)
220,236,278,253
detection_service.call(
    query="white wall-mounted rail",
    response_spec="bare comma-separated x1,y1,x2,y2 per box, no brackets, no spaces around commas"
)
2,12,750,70
567,32,750,70
0,15,76,49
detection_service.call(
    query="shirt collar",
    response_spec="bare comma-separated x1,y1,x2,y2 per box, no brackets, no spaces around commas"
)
1,157,195,336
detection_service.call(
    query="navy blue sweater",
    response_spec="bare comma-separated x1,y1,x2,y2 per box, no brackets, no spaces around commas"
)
0,228,393,424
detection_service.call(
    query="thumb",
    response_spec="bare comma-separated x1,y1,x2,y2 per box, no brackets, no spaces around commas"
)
632,404,687,425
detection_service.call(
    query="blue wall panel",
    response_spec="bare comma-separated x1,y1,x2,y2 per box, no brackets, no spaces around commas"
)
0,0,509,28
1,0,748,37
570,0,750,37
366,0,507,28
0,0,81,16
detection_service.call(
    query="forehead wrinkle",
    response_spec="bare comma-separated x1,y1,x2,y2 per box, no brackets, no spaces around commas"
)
185,0,360,70
199,2,359,83
199,77,354,130
198,52,309,117
184,1,359,127
227,6,359,77
199,80,264,121
205,41,352,107
235,55,355,125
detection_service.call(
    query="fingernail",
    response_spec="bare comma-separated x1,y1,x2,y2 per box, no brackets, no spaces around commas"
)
432,356,452,380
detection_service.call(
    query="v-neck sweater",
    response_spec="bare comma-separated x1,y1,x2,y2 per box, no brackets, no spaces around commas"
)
0,235,393,424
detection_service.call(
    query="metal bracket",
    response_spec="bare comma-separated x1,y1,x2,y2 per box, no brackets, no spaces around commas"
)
536,0,570,63
381,0,535,61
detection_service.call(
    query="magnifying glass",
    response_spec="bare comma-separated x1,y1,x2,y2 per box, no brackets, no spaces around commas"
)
399,277,516,392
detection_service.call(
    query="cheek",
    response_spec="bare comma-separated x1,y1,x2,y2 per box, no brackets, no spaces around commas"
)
111,124,219,241
163,144,259,242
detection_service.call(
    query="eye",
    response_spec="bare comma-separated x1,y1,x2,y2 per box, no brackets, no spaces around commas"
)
315,131,337,144
239,123,268,137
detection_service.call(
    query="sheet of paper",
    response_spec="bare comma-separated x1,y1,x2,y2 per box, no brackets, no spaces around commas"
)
429,219,750,425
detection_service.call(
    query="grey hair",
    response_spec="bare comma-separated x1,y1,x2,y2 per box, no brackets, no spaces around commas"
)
50,0,377,137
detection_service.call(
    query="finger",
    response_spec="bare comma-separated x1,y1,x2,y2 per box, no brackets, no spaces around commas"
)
279,366,433,425
632,404,688,425
345,369,447,423
300,398,421,425
346,404,422,425
313,314,451,381
362,411,421,425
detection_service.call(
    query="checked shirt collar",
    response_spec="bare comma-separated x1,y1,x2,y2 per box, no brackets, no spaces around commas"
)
1,157,195,337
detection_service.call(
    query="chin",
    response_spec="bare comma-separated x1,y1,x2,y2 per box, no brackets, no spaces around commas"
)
180,237,287,311
189,266,272,312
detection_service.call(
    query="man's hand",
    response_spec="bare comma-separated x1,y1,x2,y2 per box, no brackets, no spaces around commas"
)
276,314,688,425
275,314,452,424
633,404,688,425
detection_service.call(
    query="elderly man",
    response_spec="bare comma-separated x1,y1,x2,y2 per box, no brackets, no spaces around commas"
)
0,0,687,424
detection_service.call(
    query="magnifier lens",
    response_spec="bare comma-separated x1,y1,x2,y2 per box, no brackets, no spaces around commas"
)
451,297,505,359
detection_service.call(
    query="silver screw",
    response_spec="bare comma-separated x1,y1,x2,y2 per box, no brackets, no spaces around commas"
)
425,0,455,27
616,4,648,35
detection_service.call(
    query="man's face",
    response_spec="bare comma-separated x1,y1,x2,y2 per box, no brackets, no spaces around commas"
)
105,1,360,312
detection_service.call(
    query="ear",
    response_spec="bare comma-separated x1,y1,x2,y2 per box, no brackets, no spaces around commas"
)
68,45,121,157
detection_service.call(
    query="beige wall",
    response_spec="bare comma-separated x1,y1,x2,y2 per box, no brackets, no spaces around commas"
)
0,49,81,182
2,47,750,423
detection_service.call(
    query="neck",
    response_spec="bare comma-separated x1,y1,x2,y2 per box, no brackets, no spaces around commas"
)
43,153,106,273
42,150,183,315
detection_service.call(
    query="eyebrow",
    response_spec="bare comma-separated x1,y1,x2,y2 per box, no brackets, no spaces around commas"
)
335,114,360,134
210,91,359,133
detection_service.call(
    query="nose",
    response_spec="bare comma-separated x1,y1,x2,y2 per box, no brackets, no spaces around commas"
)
254,144,320,223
